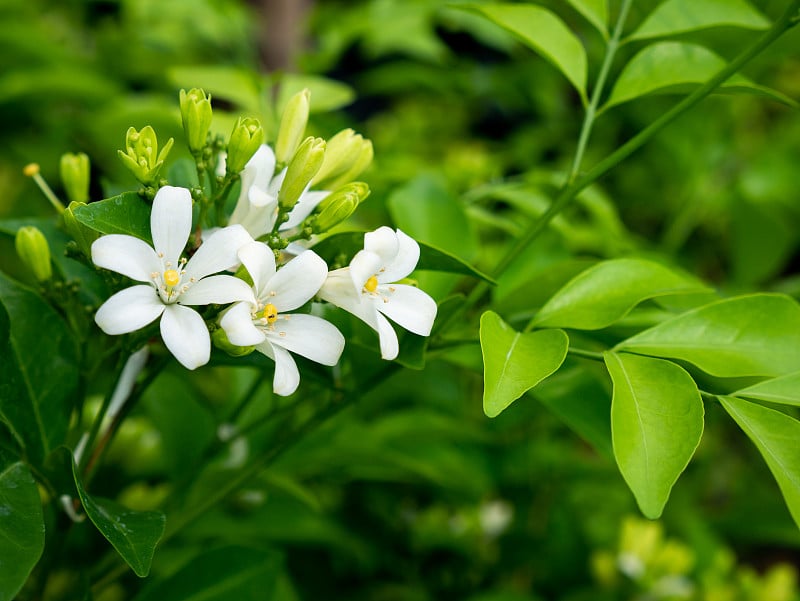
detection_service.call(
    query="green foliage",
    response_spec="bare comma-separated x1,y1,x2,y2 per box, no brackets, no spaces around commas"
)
72,192,153,243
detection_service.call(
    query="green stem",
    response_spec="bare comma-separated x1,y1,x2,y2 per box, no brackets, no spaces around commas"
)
567,346,605,361
568,0,633,184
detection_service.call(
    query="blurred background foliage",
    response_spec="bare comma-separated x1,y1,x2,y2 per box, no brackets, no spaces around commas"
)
3,0,800,599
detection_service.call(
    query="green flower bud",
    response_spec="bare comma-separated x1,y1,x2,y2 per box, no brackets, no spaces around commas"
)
117,126,174,185
311,129,373,189
212,327,255,357
179,88,213,155
61,201,99,258
278,136,326,211
310,182,369,234
275,88,310,166
59,152,90,204
15,226,52,282
226,117,264,175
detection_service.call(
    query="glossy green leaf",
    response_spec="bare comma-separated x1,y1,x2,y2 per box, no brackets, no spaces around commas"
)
605,352,704,518
627,0,769,41
481,311,568,418
733,372,800,407
457,3,587,100
72,192,152,243
618,294,800,378
311,232,494,283
0,273,77,465
0,451,44,601
132,546,280,601
532,258,711,330
566,0,608,36
72,458,165,577
605,42,796,110
720,395,800,529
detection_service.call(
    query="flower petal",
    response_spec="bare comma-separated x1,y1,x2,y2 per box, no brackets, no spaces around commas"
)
220,301,265,346
265,313,344,366
95,285,165,334
257,342,300,396
92,235,161,282
349,250,382,294
267,251,328,311
319,269,378,326
184,224,253,281
179,275,255,306
377,284,437,336
160,304,210,370
151,186,192,264
376,312,399,360
378,229,420,283
282,189,330,230
238,241,276,296
364,226,399,269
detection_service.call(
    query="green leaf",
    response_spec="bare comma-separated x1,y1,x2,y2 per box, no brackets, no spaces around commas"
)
480,311,568,418
72,192,152,244
0,273,77,465
532,258,711,330
276,73,355,114
168,66,262,113
617,294,800,378
733,372,800,407
566,0,608,37
132,546,280,601
71,457,165,577
604,42,796,110
0,451,45,601
604,352,704,518
719,395,800,529
456,3,587,101
627,0,769,41
311,232,494,283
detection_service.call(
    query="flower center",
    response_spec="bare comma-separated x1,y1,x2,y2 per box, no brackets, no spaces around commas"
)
364,275,378,293
163,269,180,288
261,303,279,324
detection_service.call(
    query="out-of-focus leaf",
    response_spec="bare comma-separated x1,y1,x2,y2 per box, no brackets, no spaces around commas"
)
455,4,587,101
605,352,703,518
617,294,800,378
72,192,152,243
168,66,262,112
733,372,800,407
71,456,165,578
276,74,355,113
0,273,77,465
481,311,568,417
132,546,280,601
532,258,711,330
720,395,800,529
627,0,769,41
0,67,117,106
566,0,608,36
605,42,797,110
0,450,44,601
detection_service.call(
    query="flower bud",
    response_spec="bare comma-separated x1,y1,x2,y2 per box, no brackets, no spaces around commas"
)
212,327,255,357
59,152,90,204
117,126,174,185
311,182,370,234
278,136,325,211
226,117,264,175
275,88,310,166
179,88,213,155
15,226,52,282
61,201,99,258
311,129,373,189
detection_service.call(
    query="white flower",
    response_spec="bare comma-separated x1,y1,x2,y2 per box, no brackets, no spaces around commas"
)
220,241,345,396
318,227,437,360
92,186,254,370
228,144,329,238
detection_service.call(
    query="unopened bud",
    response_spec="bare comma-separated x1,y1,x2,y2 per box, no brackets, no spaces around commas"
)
60,152,90,204
61,201,99,258
212,327,255,357
117,126,173,185
275,88,310,165
15,226,52,282
226,117,264,175
311,182,369,234
278,136,325,211
311,129,373,189
179,88,213,154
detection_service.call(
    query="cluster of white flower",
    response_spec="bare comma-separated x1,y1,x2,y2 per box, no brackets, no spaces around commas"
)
92,181,437,396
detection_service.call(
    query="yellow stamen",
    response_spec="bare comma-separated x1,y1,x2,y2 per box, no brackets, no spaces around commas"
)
23,163,40,177
163,269,180,287
364,275,378,293
262,303,279,324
